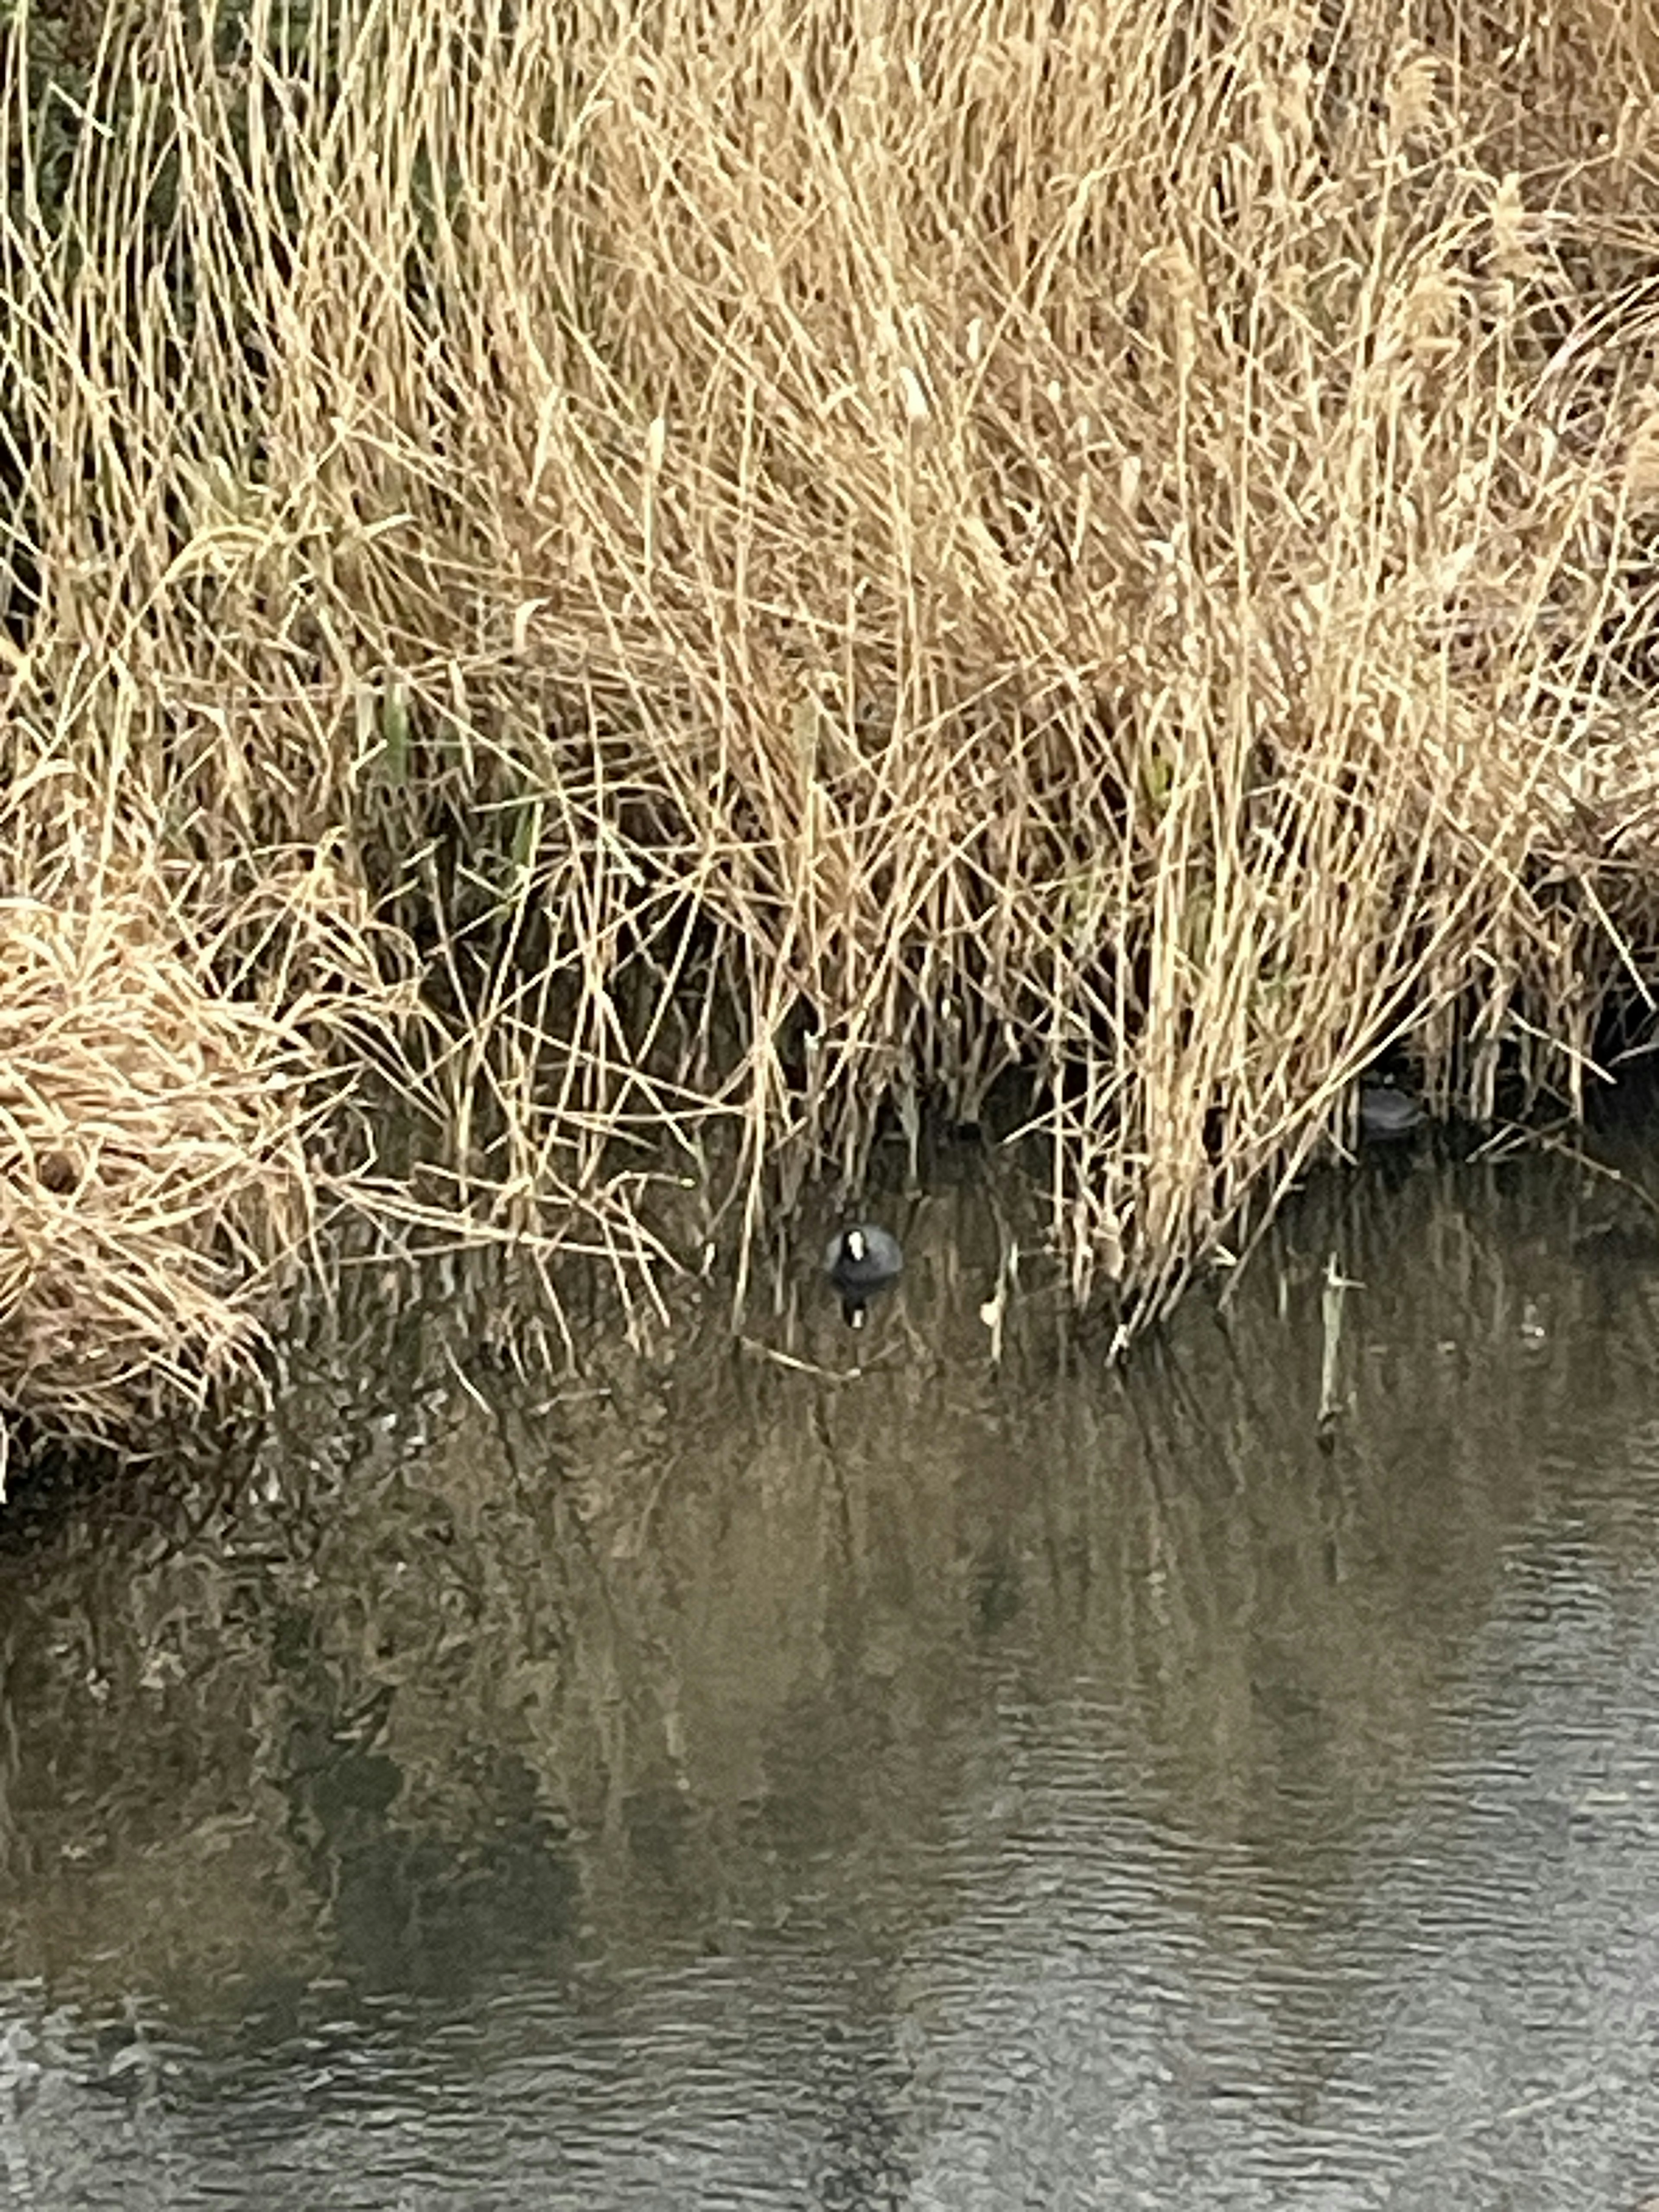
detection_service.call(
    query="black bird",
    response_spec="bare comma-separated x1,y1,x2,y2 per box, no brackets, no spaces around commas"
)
1358,1075,1426,1139
824,1223,903,1328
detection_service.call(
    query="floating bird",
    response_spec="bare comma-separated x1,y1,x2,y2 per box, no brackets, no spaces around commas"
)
824,1223,903,1328
1358,1076,1426,1139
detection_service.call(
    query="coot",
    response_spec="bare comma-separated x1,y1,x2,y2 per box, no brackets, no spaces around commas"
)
1358,1077,1426,1139
824,1224,903,1328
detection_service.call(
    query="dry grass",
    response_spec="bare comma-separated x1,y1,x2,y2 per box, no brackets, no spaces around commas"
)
4,0,1659,1379
0,868,315,1444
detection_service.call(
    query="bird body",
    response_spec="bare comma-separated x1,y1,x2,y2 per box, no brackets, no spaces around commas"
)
824,1223,903,1325
1358,1077,1425,1138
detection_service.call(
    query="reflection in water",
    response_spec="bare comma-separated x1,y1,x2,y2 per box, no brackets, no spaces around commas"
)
0,1142,1658,2203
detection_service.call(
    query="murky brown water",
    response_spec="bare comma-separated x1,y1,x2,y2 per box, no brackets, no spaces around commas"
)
3,1132,1659,2207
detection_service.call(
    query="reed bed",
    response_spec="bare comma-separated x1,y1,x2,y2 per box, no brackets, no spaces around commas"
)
3,0,1659,1401
0,872,315,1443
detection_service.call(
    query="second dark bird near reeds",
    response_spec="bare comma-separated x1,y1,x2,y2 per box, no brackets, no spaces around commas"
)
825,1223,903,1328
1358,1075,1426,1139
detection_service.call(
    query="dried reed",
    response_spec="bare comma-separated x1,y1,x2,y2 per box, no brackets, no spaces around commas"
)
0,880,314,1443
3,0,1659,1379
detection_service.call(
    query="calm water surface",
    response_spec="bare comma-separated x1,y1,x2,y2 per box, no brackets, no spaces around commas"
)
4,1141,1659,2208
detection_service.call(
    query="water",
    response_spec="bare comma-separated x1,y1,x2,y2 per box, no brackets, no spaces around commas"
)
3,1137,1659,2207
